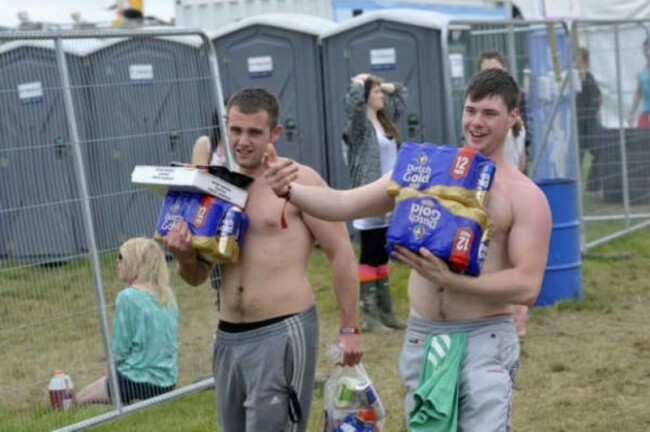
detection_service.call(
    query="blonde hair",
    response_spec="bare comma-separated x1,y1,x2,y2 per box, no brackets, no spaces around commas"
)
119,237,175,307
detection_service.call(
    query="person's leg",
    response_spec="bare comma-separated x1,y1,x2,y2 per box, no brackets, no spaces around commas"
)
376,262,406,330
359,229,390,333
117,377,175,403
213,330,246,431
398,316,430,423
75,376,109,405
244,307,319,432
458,319,519,432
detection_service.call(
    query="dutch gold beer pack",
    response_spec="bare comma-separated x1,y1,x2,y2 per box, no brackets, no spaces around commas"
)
386,143,496,276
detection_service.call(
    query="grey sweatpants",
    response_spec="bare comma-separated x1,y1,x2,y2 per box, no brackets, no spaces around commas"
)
213,306,319,432
398,315,519,432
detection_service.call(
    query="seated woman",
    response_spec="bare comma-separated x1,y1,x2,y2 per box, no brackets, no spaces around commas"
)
76,238,179,405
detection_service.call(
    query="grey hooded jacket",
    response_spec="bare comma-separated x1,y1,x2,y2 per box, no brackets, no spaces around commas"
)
342,80,407,188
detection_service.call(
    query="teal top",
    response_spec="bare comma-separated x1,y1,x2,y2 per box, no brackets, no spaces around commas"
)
111,287,179,387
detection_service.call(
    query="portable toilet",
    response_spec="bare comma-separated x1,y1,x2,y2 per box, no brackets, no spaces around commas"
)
0,40,91,262
320,9,453,189
83,34,210,251
211,14,335,181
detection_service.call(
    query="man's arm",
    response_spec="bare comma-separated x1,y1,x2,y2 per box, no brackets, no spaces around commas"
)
264,144,394,221
297,165,363,366
191,136,211,165
393,182,551,306
307,212,363,365
164,220,213,286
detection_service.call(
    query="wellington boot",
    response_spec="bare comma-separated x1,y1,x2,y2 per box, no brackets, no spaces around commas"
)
360,281,391,333
376,278,407,330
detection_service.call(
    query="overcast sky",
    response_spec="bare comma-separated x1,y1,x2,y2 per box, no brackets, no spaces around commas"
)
0,0,175,28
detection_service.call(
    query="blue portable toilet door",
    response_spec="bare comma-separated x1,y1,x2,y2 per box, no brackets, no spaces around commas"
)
215,28,313,171
87,43,188,249
0,46,82,261
324,22,426,190
343,25,424,143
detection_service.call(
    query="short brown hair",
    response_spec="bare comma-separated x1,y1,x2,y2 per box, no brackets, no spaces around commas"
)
226,87,280,129
477,50,507,70
465,68,520,113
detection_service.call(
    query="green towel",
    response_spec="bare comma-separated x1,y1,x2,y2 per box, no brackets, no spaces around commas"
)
409,332,467,432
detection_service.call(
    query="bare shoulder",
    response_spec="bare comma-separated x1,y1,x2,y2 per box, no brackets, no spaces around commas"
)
511,175,551,216
493,169,549,212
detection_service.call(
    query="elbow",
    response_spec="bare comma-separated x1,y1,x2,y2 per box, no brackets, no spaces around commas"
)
522,277,544,306
522,292,538,307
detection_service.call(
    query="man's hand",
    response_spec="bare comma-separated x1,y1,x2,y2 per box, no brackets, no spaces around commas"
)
336,333,364,366
164,220,195,261
165,220,213,286
263,143,298,198
391,245,451,286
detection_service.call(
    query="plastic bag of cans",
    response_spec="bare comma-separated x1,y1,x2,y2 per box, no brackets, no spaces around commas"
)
323,363,385,431
154,190,247,264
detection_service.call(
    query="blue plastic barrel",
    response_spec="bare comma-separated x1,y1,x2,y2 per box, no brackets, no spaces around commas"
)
535,178,583,306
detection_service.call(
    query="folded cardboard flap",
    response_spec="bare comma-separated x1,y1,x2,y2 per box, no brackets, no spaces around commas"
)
131,165,249,208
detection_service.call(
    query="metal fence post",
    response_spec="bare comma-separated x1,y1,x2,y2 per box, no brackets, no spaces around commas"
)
53,37,122,411
613,23,631,228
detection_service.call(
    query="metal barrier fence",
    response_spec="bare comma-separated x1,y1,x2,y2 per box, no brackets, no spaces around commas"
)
445,18,650,252
2,17,649,431
0,28,227,431
571,19,650,249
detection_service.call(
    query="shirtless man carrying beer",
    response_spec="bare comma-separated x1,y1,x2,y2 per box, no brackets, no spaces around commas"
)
264,68,551,431
165,87,363,432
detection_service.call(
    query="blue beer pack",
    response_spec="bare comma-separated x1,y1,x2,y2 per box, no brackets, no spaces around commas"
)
388,142,495,208
386,142,495,276
154,191,247,264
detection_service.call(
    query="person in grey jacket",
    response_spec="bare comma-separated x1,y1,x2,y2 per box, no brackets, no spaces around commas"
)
342,73,407,333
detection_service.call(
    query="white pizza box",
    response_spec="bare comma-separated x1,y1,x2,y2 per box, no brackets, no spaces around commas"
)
131,165,249,208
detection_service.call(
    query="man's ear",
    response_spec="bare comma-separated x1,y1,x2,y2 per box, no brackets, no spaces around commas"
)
508,107,519,129
271,124,283,142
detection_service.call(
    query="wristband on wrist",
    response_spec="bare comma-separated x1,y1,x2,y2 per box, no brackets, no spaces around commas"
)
339,326,361,335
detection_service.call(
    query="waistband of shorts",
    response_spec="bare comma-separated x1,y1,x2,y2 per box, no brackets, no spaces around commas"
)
407,314,513,335
216,305,317,344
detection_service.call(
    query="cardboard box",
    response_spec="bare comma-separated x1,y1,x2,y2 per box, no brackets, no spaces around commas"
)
131,165,249,208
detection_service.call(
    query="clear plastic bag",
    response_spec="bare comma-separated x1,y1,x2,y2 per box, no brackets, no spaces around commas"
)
323,359,385,432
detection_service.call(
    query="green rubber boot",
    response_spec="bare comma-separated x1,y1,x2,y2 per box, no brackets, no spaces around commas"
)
360,281,390,333
376,277,406,330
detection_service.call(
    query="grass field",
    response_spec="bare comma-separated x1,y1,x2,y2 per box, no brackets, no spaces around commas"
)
1,225,649,431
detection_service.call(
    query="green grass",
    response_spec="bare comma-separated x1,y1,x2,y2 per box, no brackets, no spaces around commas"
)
1,226,650,431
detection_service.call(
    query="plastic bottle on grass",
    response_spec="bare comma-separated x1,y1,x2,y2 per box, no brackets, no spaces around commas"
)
48,369,74,410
